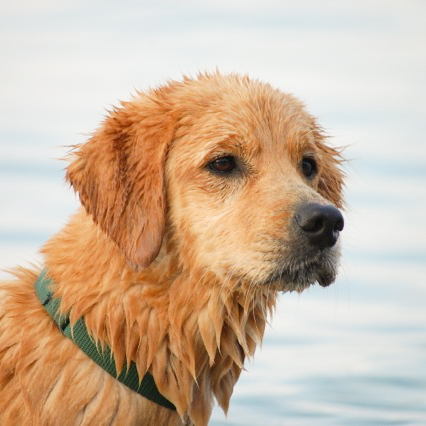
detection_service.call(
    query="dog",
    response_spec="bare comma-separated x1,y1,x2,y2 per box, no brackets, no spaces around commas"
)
0,72,344,425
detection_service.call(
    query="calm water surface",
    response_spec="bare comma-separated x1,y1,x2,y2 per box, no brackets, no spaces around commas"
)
1,1,425,424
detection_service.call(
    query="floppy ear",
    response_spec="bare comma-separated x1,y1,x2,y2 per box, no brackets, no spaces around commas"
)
311,122,345,209
66,95,177,269
317,143,345,209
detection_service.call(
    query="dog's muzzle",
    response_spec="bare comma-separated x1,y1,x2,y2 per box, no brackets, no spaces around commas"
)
265,202,344,291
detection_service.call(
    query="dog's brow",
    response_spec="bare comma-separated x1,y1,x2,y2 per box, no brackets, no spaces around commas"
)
204,137,245,157
285,127,318,159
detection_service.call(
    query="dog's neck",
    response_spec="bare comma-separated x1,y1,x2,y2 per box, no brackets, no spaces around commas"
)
41,209,277,425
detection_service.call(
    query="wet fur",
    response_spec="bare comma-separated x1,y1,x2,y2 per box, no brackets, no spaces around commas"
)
0,73,344,425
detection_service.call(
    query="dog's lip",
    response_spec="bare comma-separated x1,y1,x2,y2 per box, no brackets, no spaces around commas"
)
316,270,335,287
265,252,338,291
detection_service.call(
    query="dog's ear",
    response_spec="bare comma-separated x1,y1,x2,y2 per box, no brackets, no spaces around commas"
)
310,122,345,209
317,143,345,209
66,94,177,269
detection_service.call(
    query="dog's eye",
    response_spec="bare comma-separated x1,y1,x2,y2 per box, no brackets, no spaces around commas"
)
301,157,317,179
209,156,236,174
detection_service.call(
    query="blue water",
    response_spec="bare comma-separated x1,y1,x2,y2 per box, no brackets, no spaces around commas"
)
1,2,425,424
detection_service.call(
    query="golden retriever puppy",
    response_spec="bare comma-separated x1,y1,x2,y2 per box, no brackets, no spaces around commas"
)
0,73,344,425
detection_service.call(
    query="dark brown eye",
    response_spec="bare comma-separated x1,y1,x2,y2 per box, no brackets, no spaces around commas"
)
209,156,236,174
301,157,317,179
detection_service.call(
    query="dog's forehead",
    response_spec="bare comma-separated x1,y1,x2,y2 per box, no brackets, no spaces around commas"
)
172,80,318,163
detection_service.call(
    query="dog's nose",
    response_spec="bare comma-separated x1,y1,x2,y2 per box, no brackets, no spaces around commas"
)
295,203,344,249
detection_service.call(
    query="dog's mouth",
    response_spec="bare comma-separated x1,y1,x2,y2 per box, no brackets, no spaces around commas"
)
264,247,340,293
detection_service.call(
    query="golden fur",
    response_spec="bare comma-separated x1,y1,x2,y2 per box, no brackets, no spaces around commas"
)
0,73,344,425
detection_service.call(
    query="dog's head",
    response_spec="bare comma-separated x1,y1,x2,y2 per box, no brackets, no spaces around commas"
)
67,73,344,293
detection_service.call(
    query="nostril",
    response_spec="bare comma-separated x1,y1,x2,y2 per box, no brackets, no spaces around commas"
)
295,203,344,249
312,217,324,233
335,218,344,232
296,213,324,234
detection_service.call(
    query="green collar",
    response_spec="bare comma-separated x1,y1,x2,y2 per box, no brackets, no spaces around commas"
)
35,269,175,411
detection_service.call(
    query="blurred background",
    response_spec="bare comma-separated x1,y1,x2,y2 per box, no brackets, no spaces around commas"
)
1,1,425,424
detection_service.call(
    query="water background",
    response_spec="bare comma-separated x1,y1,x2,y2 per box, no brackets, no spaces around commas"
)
1,1,425,424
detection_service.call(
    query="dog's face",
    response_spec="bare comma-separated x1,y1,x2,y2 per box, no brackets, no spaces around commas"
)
67,73,344,293
166,76,344,292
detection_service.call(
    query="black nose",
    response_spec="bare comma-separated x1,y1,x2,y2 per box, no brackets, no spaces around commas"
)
295,203,344,249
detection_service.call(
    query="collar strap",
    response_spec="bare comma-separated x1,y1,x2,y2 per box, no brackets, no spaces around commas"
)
35,269,175,411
